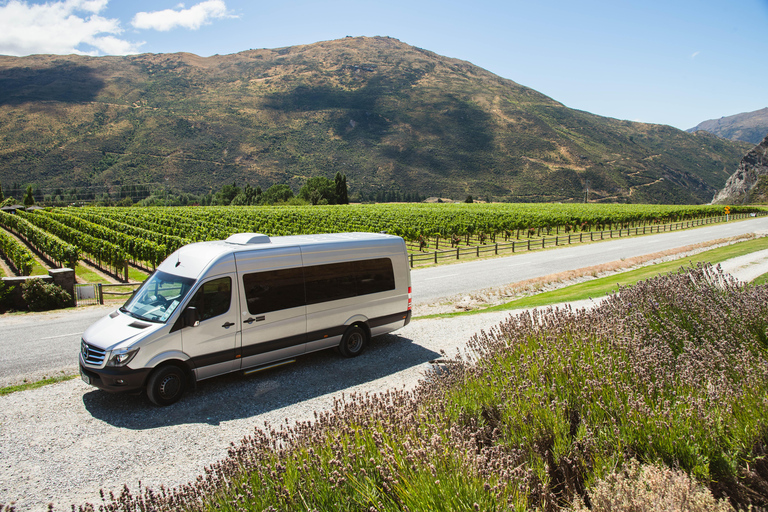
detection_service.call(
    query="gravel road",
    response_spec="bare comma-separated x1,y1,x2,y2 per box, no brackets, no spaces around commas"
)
0,308,514,511
2,251,768,511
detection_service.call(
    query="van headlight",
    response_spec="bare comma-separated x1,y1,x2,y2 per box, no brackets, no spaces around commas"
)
107,348,139,367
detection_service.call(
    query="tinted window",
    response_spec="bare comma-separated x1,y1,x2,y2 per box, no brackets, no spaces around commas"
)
187,277,232,322
305,258,395,305
356,258,396,296
243,267,305,315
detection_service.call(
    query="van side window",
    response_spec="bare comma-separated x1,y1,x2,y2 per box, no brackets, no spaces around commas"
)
305,258,395,304
243,267,305,315
187,277,232,321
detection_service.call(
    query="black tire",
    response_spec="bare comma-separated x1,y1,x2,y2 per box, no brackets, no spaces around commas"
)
338,325,368,358
146,365,186,406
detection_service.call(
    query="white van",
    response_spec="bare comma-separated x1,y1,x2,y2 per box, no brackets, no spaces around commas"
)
79,232,412,405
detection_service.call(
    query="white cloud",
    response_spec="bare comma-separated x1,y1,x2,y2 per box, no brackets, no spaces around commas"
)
691,51,700,59
0,0,143,56
131,0,234,31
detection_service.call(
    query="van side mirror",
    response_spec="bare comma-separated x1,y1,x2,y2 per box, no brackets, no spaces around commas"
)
183,307,200,328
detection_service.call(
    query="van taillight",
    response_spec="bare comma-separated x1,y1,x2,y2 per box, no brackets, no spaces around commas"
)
408,286,412,310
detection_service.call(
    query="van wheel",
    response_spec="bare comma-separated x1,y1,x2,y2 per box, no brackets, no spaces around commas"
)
339,325,367,358
147,365,186,406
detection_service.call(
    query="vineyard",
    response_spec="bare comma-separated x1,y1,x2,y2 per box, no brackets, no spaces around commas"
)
0,203,764,279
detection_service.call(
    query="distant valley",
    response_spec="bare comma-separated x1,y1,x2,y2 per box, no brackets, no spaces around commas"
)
0,36,753,204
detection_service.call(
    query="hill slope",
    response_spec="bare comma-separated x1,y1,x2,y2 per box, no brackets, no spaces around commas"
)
0,36,752,203
687,107,768,145
712,134,768,204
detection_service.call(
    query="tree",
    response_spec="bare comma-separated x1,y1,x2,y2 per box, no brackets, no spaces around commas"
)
214,182,241,205
335,172,349,204
23,186,34,206
465,195,473,203
299,177,337,205
260,184,294,205
229,192,248,205
243,184,260,205
0,183,4,203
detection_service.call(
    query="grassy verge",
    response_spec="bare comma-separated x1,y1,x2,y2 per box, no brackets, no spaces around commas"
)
753,272,768,286
0,373,76,396
422,235,768,318
88,264,767,511
75,263,111,284
128,265,149,282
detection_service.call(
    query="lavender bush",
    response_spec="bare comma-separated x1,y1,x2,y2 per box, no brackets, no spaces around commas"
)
8,263,762,511
448,262,768,509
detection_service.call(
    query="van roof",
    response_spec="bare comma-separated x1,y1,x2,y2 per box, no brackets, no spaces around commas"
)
158,232,402,279
226,232,397,247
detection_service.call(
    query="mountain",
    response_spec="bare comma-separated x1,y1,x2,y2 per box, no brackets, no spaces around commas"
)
687,108,768,145
712,134,768,204
0,36,753,204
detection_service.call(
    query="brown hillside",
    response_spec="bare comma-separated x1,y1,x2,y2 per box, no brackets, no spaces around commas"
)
0,36,752,203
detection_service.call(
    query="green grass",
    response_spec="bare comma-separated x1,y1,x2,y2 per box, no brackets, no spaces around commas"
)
1,255,47,276
0,373,76,396
128,265,149,282
75,262,147,285
75,263,111,284
421,236,768,318
753,272,768,286
29,259,48,276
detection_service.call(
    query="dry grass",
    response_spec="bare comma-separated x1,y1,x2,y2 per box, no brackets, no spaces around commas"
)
570,459,735,512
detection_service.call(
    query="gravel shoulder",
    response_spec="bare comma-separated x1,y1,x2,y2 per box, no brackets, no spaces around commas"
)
2,254,768,511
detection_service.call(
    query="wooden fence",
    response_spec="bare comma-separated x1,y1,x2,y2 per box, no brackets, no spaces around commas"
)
408,212,766,267
74,282,142,306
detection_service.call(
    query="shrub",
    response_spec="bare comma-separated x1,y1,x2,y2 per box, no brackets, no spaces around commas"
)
0,281,16,312
21,278,71,311
571,459,734,512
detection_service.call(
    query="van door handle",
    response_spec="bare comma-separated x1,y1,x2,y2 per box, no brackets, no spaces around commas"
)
244,316,265,324
222,322,235,328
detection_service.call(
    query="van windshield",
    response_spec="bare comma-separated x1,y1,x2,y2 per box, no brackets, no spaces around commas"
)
121,270,196,323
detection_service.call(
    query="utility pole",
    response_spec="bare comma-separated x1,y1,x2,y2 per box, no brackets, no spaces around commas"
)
584,179,590,203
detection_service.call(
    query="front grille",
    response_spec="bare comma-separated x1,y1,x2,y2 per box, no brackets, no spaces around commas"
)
81,340,107,366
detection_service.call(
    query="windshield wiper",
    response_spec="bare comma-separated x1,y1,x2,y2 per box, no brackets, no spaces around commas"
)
119,306,161,323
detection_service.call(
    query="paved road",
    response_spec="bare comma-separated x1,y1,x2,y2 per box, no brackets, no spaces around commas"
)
0,305,113,386
1,217,766,387
411,217,768,303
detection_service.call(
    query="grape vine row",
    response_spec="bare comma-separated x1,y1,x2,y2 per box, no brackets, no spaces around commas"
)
0,211,78,268
0,228,35,275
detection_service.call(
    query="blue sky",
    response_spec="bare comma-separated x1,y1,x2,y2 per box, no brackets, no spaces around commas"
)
0,0,766,131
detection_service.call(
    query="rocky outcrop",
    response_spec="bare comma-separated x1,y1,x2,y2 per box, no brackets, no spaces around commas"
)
712,135,768,204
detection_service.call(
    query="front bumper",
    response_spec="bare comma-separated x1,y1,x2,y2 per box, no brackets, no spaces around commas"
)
79,360,151,393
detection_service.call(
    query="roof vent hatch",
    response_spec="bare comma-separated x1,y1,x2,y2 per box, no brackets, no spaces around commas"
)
225,233,271,245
